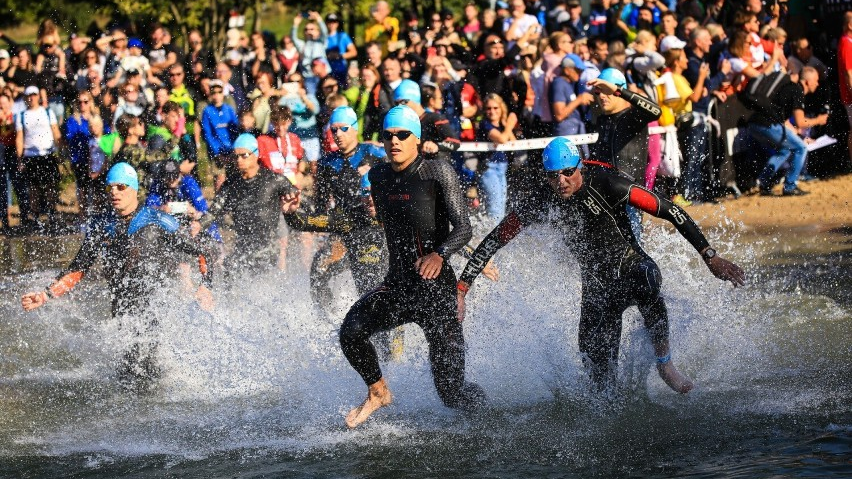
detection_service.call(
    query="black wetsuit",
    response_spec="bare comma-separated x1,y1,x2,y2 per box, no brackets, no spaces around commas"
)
459,163,711,389
200,167,296,273
287,144,387,305
50,206,217,385
589,88,661,182
419,111,461,164
339,156,486,410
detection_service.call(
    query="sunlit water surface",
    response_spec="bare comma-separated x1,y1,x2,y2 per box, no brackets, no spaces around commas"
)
0,221,849,478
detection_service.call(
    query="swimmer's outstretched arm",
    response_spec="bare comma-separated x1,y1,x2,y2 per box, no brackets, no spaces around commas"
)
623,182,746,287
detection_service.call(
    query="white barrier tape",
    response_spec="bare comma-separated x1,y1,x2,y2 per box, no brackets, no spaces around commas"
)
456,133,599,152
455,126,679,152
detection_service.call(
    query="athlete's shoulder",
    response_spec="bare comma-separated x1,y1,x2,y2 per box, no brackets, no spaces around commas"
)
128,206,180,235
417,157,455,179
584,166,638,204
319,150,345,171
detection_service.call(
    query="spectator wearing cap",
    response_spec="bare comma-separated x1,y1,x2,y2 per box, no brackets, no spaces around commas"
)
551,53,595,142
292,11,329,82
0,49,12,85
325,13,357,87
503,0,542,49
364,1,400,56
15,85,61,229
201,79,239,186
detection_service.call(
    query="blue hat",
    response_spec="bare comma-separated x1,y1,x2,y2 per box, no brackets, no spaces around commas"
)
383,105,422,139
597,68,627,88
106,162,139,191
360,173,371,196
233,133,259,153
393,79,422,104
329,106,358,129
561,53,587,71
542,137,582,172
128,38,144,49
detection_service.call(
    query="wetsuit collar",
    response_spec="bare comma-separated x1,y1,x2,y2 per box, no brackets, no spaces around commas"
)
392,155,422,178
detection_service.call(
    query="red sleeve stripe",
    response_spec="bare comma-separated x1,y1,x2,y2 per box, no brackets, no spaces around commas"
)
628,187,660,215
48,271,84,298
497,212,523,244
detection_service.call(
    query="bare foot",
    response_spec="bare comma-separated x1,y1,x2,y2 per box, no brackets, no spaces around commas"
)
657,362,694,394
345,377,393,428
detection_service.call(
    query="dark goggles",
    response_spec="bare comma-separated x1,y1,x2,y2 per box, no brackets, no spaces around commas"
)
381,130,414,141
545,167,577,180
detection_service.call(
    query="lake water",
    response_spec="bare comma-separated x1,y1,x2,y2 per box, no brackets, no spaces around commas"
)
0,222,849,477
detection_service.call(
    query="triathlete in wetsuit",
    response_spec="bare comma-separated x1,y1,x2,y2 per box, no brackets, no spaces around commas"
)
21,163,218,390
393,79,460,164
285,107,388,307
588,69,663,238
340,106,486,429
457,138,745,394
198,133,300,274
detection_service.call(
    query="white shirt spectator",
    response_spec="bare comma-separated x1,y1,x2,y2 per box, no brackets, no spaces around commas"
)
16,107,58,157
503,14,540,48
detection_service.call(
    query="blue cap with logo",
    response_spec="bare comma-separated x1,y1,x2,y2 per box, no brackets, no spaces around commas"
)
597,68,627,88
542,137,582,172
393,79,422,104
329,106,359,129
233,133,259,153
106,162,140,191
383,105,422,139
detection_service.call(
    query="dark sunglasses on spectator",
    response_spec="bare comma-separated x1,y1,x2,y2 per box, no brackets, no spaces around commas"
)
382,130,414,141
486,39,503,46
106,184,130,192
545,167,577,179
330,125,353,133
236,151,256,159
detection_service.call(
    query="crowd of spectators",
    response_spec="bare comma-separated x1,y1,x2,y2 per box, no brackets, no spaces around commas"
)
0,0,848,234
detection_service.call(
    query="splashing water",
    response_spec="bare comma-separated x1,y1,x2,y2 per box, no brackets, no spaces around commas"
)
0,222,849,477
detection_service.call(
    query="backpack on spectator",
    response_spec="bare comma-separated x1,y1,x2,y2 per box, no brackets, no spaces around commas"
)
738,71,791,114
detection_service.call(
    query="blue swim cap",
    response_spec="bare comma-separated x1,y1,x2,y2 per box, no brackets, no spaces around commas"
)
542,137,582,172
329,106,358,129
233,133,259,153
393,79,422,104
597,68,627,88
360,173,371,196
106,162,139,191
383,105,421,139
